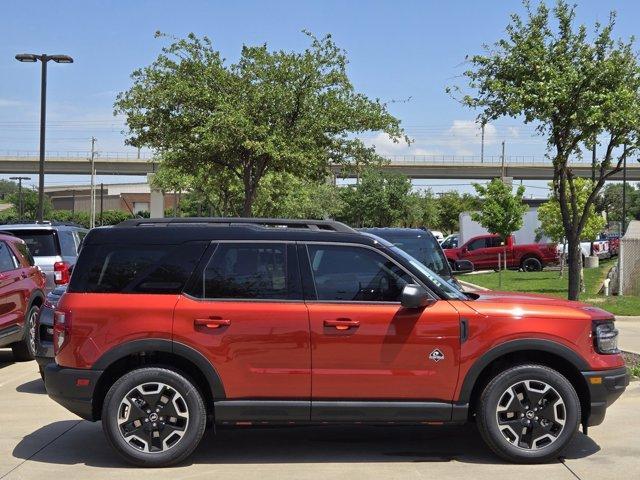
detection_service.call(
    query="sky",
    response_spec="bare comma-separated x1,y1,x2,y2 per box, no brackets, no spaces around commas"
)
1,0,639,195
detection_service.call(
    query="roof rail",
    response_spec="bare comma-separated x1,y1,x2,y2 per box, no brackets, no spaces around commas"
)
114,217,357,233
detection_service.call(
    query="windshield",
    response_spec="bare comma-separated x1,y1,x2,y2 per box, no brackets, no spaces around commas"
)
389,245,468,300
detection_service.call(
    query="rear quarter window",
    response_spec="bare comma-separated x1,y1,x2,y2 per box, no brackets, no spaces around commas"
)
68,242,208,294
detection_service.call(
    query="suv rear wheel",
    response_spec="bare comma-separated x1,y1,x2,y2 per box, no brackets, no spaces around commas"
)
11,304,40,362
102,367,206,467
477,364,580,463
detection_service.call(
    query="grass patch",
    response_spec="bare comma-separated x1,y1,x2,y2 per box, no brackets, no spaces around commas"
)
461,259,640,316
623,351,640,378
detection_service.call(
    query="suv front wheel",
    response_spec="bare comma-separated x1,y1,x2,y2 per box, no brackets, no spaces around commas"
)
477,364,580,463
102,367,206,467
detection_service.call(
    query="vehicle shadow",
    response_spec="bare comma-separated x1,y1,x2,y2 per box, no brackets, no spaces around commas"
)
0,349,16,369
16,378,46,394
12,421,601,468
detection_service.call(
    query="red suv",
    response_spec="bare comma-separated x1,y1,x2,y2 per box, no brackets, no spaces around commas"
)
0,232,46,360
45,218,629,467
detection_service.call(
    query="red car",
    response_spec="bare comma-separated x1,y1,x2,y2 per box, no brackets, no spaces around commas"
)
445,234,558,272
45,218,628,467
0,232,46,360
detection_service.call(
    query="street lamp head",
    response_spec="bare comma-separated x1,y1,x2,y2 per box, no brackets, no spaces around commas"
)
50,55,74,64
15,53,38,62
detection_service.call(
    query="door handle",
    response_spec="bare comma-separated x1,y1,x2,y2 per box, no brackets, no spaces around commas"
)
194,317,231,329
323,319,360,330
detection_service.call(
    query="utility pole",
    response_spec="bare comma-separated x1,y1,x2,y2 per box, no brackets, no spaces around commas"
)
480,122,485,163
500,140,506,180
9,176,30,221
622,147,627,236
100,182,104,226
90,137,96,228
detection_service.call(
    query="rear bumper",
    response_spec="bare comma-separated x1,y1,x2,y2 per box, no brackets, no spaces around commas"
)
582,366,630,427
44,363,103,421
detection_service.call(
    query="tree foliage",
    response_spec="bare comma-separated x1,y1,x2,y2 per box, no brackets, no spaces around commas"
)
539,179,606,242
455,0,640,299
471,179,528,240
115,31,407,216
596,182,640,225
437,191,481,234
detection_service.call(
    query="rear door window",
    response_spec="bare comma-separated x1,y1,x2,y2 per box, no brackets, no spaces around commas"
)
196,242,301,300
467,238,487,251
14,243,35,266
68,242,207,294
9,230,58,257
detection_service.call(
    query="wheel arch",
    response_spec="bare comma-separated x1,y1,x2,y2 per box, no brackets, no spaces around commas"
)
91,339,225,420
27,289,45,310
458,339,591,423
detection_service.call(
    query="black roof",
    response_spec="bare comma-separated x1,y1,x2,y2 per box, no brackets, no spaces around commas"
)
84,217,378,247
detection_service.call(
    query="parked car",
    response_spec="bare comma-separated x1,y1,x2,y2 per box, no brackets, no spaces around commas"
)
0,232,46,361
1,222,88,291
606,233,620,256
440,233,459,249
34,284,67,378
429,230,444,243
445,234,558,272
359,228,472,286
45,217,628,467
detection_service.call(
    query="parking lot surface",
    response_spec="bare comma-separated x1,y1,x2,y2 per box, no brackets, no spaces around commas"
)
1,350,638,480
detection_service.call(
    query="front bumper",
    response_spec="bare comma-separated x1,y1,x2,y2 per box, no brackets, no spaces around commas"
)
44,363,103,421
582,366,630,427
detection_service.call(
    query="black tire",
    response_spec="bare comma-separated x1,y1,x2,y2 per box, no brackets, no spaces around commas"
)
521,257,543,272
476,364,580,463
11,304,40,362
102,367,206,467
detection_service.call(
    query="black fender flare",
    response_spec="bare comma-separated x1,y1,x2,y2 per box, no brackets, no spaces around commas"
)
457,338,590,404
27,289,45,311
92,338,226,400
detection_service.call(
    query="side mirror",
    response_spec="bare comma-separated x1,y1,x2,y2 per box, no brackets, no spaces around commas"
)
401,284,433,309
452,259,474,275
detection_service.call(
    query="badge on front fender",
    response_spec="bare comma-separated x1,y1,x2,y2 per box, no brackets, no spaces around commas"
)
429,349,445,363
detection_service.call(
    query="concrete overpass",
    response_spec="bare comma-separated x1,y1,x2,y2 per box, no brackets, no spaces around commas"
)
1,151,639,180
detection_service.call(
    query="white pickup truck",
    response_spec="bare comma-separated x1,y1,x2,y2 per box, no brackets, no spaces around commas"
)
557,235,610,260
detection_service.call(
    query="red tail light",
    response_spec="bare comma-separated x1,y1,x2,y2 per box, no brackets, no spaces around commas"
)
53,309,72,354
53,261,71,285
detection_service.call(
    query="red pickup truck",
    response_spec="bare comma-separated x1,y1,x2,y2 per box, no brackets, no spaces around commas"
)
444,234,558,272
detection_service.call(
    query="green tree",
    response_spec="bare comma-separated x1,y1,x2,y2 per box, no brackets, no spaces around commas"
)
436,191,479,234
0,179,18,199
337,169,413,227
115,31,407,216
538,178,606,283
6,189,52,220
596,183,640,227
455,1,640,299
472,178,528,241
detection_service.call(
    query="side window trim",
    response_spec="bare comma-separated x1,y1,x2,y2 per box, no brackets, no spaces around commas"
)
300,241,434,304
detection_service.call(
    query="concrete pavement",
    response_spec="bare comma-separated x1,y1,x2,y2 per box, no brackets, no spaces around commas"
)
1,349,638,480
615,316,640,354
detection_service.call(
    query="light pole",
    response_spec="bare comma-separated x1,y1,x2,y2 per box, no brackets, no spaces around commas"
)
15,53,73,223
9,176,30,221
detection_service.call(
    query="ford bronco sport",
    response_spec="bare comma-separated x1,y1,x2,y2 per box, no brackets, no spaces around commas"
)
45,218,629,467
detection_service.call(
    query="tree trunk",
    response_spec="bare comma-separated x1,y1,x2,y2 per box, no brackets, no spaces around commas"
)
567,237,582,300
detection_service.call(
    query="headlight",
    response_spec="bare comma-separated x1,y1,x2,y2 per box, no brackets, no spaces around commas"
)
594,321,619,354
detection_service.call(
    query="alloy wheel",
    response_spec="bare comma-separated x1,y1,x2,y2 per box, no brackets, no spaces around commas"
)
495,380,566,450
117,382,190,453
27,309,38,357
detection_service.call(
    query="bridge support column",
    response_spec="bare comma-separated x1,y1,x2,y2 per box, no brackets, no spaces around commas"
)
147,174,164,218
